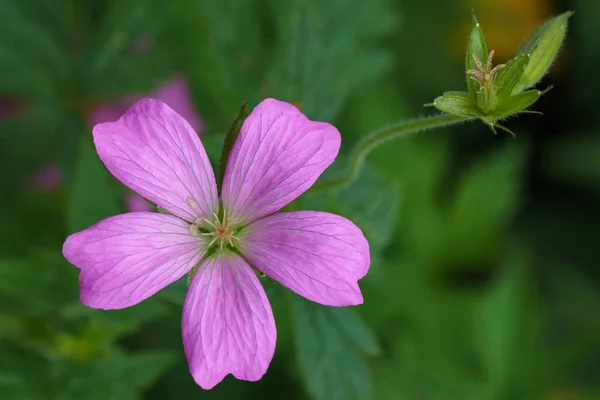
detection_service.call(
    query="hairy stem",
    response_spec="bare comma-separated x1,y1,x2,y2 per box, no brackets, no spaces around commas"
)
314,114,474,191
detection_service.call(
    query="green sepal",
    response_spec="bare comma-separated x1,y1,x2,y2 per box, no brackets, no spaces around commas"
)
491,88,551,121
465,12,488,96
156,206,171,215
429,91,480,118
514,11,573,93
496,54,529,100
139,197,172,215
218,102,248,190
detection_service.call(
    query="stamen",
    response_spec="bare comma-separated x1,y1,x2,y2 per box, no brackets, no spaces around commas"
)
468,50,504,89
208,236,219,247
202,212,240,251
472,55,484,71
486,50,495,72
203,218,217,230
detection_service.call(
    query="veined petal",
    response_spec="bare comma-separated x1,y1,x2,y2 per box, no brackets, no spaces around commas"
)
182,253,276,389
63,212,203,309
241,211,369,306
93,98,217,222
222,98,340,223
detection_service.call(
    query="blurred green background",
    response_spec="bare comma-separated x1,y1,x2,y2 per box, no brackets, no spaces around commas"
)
1,0,598,399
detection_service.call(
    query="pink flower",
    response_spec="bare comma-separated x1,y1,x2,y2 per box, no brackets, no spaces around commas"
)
89,75,202,212
62,98,370,389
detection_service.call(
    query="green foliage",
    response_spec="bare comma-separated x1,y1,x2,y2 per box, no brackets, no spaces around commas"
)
0,251,174,399
1,348,175,400
268,0,396,122
83,0,177,98
0,252,78,318
292,297,379,400
67,137,120,233
64,351,176,400
444,143,527,264
0,0,67,98
475,249,541,399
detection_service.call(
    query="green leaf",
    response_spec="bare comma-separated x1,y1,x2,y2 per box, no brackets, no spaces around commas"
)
430,91,480,118
514,11,573,93
170,0,264,122
445,143,526,263
0,0,68,97
52,351,175,400
67,137,120,233
0,251,78,318
269,0,396,121
84,0,176,98
87,0,166,75
495,54,529,100
91,351,176,397
293,297,379,400
0,345,175,400
476,249,541,398
87,49,177,99
465,13,488,96
92,300,169,339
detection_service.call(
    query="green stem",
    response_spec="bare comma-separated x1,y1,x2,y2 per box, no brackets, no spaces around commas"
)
314,114,473,191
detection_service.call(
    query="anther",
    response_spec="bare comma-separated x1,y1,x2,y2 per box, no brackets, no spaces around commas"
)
186,197,198,209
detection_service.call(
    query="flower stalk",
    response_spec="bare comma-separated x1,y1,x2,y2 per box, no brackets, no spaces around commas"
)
313,113,473,191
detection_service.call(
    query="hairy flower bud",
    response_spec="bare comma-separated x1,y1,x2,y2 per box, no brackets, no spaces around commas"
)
426,11,572,136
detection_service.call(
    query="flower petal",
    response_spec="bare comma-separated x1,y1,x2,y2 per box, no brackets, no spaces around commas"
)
222,98,341,223
182,253,276,389
93,98,217,222
241,211,369,306
63,212,203,309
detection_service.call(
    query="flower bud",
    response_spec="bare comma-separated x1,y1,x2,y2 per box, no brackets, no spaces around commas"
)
425,11,570,136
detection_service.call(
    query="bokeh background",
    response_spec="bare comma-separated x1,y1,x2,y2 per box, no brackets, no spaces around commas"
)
0,0,598,399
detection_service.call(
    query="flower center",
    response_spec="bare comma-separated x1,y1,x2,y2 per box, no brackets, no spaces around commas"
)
190,213,240,251
467,50,505,89
467,50,506,114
